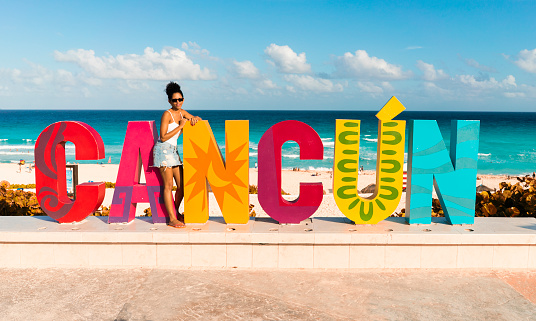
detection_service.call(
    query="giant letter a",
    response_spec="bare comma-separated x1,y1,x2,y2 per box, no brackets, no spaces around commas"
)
109,121,167,223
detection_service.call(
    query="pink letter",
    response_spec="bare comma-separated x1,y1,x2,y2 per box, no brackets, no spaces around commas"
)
108,121,167,223
35,121,105,223
258,120,324,224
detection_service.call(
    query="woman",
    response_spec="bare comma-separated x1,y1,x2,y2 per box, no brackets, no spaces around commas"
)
153,82,201,228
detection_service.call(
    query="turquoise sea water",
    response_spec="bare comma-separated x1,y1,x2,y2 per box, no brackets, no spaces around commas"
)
1,110,536,175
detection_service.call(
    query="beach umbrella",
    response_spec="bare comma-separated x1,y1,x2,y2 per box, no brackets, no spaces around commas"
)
360,184,376,193
476,184,494,192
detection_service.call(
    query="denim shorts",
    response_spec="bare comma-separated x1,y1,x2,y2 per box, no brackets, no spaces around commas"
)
152,141,182,168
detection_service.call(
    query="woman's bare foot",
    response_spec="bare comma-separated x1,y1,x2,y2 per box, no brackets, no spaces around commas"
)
168,219,185,228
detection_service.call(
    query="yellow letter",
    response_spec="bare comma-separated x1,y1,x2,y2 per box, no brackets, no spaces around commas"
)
334,97,406,224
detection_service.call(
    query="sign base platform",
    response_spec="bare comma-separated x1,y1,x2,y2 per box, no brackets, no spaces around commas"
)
1,216,535,269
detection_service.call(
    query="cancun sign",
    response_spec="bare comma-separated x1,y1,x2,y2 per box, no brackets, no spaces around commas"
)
34,97,480,226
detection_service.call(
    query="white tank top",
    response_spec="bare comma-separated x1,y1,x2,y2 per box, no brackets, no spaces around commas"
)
165,110,182,146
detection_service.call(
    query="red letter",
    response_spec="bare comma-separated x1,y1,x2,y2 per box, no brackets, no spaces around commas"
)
35,121,105,223
258,120,323,224
108,121,167,223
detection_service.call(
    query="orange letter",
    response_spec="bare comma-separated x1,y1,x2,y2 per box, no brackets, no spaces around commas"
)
183,120,249,224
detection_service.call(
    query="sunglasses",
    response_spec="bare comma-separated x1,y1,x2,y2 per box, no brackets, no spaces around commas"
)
171,98,184,103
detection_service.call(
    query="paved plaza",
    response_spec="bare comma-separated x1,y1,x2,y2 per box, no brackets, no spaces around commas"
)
0,268,535,320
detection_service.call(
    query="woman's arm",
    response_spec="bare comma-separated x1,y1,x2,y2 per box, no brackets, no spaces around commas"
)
181,110,202,125
159,111,185,142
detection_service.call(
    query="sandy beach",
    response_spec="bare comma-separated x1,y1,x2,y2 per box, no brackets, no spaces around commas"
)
0,163,522,218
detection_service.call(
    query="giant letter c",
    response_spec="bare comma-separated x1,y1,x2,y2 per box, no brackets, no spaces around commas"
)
35,121,105,223
258,120,324,224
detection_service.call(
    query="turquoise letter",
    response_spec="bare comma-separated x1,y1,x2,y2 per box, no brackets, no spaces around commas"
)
406,120,479,225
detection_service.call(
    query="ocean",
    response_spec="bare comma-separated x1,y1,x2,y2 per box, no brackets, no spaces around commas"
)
1,109,536,176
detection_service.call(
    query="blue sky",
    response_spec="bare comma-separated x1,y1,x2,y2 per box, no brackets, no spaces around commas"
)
0,0,535,111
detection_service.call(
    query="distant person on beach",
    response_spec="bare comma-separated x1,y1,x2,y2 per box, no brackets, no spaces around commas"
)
152,82,202,228
18,159,25,173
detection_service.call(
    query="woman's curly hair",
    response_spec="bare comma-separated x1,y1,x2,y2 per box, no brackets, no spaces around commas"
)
165,82,184,100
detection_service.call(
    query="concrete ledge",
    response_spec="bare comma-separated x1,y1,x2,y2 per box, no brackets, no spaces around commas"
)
0,216,535,268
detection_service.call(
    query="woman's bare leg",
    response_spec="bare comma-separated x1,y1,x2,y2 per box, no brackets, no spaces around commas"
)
172,165,184,216
159,167,184,227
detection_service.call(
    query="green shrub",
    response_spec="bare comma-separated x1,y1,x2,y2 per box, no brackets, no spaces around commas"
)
475,177,536,217
0,185,45,216
8,183,36,189
429,177,536,218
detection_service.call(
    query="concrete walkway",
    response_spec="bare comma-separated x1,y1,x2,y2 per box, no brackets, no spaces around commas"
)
1,268,535,320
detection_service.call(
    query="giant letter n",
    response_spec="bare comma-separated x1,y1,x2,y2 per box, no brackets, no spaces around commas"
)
183,120,249,224
406,120,480,225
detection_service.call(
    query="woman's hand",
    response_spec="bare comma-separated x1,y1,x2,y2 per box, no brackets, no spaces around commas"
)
181,110,202,126
179,118,188,128
190,116,200,126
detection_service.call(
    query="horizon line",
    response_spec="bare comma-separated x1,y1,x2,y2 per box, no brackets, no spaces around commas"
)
2,109,536,113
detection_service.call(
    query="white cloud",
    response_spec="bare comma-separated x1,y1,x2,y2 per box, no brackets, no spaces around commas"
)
334,50,411,80
258,79,278,89
264,44,311,74
514,49,536,73
503,75,517,87
284,74,343,92
54,47,216,80
0,85,10,96
125,80,151,91
423,82,452,96
463,58,496,73
416,60,449,81
232,60,261,79
419,73,530,100
81,76,103,86
357,81,394,97
81,87,91,98
230,60,279,92
230,87,249,95
357,82,382,94
405,46,423,50
519,84,536,98
286,85,296,93
504,92,525,98
56,69,77,86
0,67,99,104
381,81,394,91
181,41,210,56
458,74,516,90
2,62,79,91
16,62,60,86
